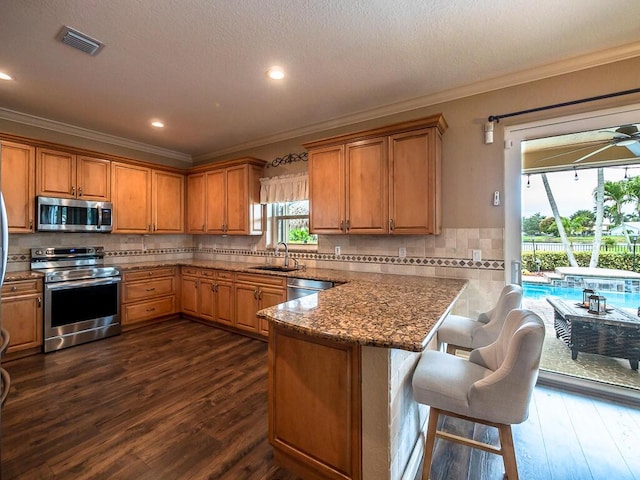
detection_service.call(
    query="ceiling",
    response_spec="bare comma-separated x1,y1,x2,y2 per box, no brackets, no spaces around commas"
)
1,1,640,163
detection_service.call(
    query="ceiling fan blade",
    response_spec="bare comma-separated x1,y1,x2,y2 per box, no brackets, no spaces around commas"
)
535,142,609,163
572,143,614,163
624,141,640,157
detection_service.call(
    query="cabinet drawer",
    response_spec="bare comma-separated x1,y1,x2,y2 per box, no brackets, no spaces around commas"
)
2,279,42,297
216,270,234,281
181,266,199,276
236,273,286,288
199,268,216,278
123,296,176,324
123,277,175,303
123,267,176,282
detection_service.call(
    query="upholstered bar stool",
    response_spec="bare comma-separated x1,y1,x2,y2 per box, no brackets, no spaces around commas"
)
437,284,522,354
412,309,545,480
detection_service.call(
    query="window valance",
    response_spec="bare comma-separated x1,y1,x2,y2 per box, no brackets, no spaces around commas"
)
259,173,308,204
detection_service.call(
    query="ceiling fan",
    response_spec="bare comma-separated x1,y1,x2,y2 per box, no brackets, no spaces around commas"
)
571,124,640,163
533,124,640,165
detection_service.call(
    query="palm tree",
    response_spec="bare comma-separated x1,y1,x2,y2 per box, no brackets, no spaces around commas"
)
625,176,640,217
541,173,578,267
590,168,604,268
602,180,629,226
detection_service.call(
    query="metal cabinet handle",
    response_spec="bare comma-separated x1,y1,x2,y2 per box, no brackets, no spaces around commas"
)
259,290,263,300
346,219,350,231
71,186,75,196
253,289,259,300
37,297,42,307
145,307,156,312
146,287,156,292
29,219,33,229
78,186,83,197
11,286,17,292
389,218,394,231
340,220,345,231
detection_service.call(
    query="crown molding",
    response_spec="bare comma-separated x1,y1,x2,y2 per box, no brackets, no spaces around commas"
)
3,41,639,165
0,107,192,164
195,41,640,162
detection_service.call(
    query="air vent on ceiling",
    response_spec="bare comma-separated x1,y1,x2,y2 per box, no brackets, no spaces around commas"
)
58,26,104,56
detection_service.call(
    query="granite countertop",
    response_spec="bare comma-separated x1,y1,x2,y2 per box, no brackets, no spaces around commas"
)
8,259,467,351
4,270,44,282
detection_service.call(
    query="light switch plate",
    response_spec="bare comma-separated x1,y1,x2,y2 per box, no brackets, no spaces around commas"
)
472,250,482,262
335,246,341,256
399,247,407,258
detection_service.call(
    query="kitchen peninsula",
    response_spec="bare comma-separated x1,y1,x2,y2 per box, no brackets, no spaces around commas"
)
258,274,467,480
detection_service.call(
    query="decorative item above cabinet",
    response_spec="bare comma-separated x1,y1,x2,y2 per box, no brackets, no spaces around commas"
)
304,114,447,235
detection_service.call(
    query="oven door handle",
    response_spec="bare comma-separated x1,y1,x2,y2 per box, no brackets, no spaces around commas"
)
45,276,121,291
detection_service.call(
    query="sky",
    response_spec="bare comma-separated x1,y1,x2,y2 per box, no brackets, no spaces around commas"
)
521,166,638,219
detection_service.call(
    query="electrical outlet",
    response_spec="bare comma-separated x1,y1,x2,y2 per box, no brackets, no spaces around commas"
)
399,247,407,258
335,246,341,256
472,249,482,262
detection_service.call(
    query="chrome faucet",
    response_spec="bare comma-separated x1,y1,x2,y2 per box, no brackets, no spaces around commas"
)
275,242,290,267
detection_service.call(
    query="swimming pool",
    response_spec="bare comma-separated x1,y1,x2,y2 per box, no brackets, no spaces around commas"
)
523,282,640,311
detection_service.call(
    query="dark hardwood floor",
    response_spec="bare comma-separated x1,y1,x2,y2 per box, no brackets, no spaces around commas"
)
2,318,639,479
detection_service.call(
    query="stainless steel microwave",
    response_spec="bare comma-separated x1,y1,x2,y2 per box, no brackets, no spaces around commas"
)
36,196,113,232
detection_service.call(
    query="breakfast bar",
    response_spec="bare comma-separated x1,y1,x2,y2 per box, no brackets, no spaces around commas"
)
258,275,467,480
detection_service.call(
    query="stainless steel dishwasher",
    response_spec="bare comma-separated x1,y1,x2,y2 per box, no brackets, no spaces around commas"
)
287,278,334,300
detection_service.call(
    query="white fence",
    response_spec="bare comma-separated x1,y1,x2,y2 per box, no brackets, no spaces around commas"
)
522,242,632,253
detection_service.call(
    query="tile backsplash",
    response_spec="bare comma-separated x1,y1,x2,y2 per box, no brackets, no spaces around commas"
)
7,227,505,316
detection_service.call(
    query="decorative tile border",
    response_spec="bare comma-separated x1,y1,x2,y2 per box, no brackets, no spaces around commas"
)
7,247,504,271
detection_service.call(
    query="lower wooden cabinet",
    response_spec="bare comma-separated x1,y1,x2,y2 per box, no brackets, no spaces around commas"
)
180,267,235,327
121,267,177,327
235,273,286,337
1,278,43,358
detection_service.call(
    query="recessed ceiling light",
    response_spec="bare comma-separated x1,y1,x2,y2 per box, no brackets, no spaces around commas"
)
266,66,285,80
0,72,13,81
151,121,165,128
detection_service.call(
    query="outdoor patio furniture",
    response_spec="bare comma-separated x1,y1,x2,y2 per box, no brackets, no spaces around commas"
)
547,297,640,370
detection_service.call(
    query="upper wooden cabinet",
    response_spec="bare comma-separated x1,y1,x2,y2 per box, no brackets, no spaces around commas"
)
152,170,184,233
187,158,266,235
111,162,152,233
36,147,110,200
305,114,447,235
1,140,35,233
112,162,185,234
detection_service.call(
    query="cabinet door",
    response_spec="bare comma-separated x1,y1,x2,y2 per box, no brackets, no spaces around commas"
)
225,165,248,234
345,138,388,234
258,286,286,336
309,145,345,234
186,173,206,233
1,295,42,353
111,162,152,233
215,280,234,326
389,128,440,234
152,170,185,233
205,169,226,234
36,148,76,198
198,278,216,322
235,283,259,332
1,141,35,232
181,276,199,316
77,156,111,200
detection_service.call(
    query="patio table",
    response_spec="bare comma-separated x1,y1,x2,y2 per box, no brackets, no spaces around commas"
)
546,296,640,370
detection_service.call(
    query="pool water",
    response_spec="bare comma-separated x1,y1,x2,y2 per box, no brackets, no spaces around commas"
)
523,282,640,311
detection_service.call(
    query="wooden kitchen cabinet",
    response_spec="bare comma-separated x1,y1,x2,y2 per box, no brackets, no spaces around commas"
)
111,162,152,233
1,278,43,359
187,157,266,235
121,267,177,328
180,267,235,327
1,140,35,232
152,170,184,233
235,273,285,337
36,147,110,200
305,114,446,235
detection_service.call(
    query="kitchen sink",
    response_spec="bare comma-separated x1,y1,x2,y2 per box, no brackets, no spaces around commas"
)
249,265,302,272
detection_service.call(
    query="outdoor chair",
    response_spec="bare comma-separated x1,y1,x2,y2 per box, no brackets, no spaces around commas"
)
437,284,523,354
412,309,545,480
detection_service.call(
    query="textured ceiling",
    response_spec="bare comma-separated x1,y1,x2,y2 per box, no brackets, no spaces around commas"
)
1,0,640,162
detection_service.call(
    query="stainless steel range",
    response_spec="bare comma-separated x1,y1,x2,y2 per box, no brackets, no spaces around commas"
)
31,246,121,353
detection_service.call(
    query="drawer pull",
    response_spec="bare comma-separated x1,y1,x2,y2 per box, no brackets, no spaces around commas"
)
11,286,17,292
37,297,42,308
146,287,156,292
146,307,156,312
